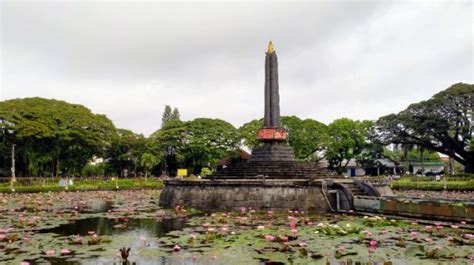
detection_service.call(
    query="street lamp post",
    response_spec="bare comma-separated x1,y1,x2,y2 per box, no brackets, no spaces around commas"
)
10,144,16,192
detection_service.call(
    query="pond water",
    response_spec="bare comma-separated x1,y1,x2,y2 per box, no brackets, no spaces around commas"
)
40,216,187,238
0,190,472,265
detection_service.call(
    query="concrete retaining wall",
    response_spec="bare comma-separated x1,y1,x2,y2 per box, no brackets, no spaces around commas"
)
159,180,332,212
354,196,474,222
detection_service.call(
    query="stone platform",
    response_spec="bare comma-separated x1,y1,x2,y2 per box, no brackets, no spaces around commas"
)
158,179,364,212
250,142,295,161
212,160,335,179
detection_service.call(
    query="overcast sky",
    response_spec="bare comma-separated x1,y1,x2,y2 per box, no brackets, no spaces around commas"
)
1,1,473,135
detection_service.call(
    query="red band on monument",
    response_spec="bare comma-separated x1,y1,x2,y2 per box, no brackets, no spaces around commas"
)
257,128,288,141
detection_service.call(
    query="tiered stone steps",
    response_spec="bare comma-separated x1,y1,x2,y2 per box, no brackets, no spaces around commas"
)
342,181,366,196
212,160,336,179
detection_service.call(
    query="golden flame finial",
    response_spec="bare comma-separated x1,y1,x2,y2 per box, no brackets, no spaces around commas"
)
267,41,274,53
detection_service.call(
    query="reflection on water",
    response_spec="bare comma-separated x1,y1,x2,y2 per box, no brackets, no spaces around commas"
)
87,200,113,213
41,216,187,237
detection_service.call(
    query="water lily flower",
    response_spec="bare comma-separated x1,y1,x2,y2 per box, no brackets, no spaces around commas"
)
298,242,307,248
20,262,30,265
425,226,433,233
264,234,275,241
424,237,432,242
173,244,181,251
461,221,466,225
451,225,459,229
60,248,71,255
88,231,96,235
257,225,265,230
337,245,345,251
45,249,55,256
291,228,298,236
410,231,418,238
464,233,474,239
211,256,217,261
369,240,377,247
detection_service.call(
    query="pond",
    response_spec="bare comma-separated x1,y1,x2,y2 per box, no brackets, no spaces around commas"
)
0,190,472,264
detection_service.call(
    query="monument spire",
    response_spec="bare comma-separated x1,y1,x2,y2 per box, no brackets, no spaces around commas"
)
267,41,274,53
264,41,280,128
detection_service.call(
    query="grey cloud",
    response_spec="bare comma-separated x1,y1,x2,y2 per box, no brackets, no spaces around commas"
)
1,1,472,135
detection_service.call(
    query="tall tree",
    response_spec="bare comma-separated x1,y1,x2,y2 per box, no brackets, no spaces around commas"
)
105,129,147,177
326,118,375,173
375,83,474,173
161,105,181,128
171,108,181,121
140,153,159,179
150,118,240,175
0,97,117,176
161,105,173,128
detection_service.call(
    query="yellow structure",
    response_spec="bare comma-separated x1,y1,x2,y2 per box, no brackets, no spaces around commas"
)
177,168,188,177
267,41,274,53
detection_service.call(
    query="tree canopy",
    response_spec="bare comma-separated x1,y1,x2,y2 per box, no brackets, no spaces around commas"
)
374,83,474,173
150,118,240,174
161,105,181,128
325,118,377,173
0,97,117,176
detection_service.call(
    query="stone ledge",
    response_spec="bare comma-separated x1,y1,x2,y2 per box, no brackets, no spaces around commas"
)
163,179,342,187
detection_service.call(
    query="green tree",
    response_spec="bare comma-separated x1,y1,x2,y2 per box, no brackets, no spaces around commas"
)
106,129,146,177
238,119,263,149
150,118,240,174
238,116,328,160
0,98,117,177
161,105,172,128
326,118,375,173
282,116,328,161
171,108,180,121
161,105,181,128
375,83,473,173
140,153,159,179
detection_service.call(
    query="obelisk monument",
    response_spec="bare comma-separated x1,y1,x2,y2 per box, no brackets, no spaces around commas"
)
264,41,280,128
251,42,295,161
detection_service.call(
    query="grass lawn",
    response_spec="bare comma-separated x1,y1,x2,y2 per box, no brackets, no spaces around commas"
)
391,176,474,191
0,177,164,193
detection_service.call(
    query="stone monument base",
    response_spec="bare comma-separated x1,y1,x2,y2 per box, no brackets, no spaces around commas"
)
159,179,359,212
